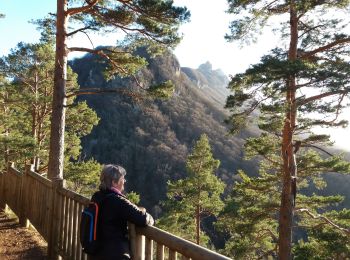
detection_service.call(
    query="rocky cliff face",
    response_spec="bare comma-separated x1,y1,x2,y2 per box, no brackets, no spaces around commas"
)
181,61,229,108
70,50,257,212
70,48,350,215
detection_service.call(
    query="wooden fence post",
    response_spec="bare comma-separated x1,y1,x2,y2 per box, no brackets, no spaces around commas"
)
48,178,64,260
0,170,4,210
129,222,145,259
129,222,137,259
1,162,14,213
19,165,31,227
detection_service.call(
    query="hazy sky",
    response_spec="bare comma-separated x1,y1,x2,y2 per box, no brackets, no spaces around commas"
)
0,0,278,75
0,0,349,150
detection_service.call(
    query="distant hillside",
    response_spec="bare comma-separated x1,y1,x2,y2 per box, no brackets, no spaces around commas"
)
70,49,350,214
181,61,229,109
70,50,257,214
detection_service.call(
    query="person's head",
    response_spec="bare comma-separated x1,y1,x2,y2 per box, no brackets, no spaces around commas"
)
99,164,126,192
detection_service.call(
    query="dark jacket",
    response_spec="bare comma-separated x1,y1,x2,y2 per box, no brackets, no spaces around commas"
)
91,189,153,260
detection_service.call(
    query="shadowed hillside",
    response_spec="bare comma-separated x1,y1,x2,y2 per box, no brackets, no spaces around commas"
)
70,49,350,215
70,50,257,214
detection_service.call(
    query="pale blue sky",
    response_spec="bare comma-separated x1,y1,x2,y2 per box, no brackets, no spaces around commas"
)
0,0,349,150
0,1,56,52
0,0,277,75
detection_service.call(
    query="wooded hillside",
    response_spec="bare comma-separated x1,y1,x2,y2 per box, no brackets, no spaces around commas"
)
71,50,350,217
71,50,258,213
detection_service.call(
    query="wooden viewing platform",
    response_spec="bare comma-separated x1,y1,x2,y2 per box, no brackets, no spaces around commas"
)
0,164,232,260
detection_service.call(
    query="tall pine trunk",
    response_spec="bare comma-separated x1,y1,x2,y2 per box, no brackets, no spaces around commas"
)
3,91,9,166
278,2,298,259
31,73,39,170
48,0,68,180
196,205,200,245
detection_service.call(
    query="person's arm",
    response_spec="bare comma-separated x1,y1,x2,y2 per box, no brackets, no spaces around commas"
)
119,196,154,226
139,207,154,226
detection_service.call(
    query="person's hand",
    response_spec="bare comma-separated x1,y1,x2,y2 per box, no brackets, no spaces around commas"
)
146,213,154,226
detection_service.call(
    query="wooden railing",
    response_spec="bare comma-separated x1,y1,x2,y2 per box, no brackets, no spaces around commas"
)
0,164,231,260
131,225,232,260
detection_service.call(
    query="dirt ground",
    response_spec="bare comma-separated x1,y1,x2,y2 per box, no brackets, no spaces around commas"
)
0,209,47,259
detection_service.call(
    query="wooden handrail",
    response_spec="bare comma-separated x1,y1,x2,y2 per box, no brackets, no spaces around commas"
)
57,186,90,205
8,166,22,177
1,164,233,260
27,168,53,187
135,225,232,260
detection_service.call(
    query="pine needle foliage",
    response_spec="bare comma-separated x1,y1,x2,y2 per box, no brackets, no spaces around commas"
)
46,0,190,181
221,0,350,258
158,134,225,247
0,41,100,191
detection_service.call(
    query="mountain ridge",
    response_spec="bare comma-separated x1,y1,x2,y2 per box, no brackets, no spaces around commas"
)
70,49,350,213
70,50,257,214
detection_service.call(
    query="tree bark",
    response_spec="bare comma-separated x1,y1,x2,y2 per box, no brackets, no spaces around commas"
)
196,205,200,245
3,91,9,165
31,73,39,170
278,2,298,259
47,0,68,181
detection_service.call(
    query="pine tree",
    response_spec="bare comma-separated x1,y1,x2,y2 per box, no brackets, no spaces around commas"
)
0,41,100,192
0,74,13,168
159,134,225,246
224,0,350,258
47,0,190,182
217,147,350,258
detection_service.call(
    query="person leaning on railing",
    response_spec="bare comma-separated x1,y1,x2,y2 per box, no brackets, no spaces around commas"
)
90,164,154,260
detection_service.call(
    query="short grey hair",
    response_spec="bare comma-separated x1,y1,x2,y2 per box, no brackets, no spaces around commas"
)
99,164,126,190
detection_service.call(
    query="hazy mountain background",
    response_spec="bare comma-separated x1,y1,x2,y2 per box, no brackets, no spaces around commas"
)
70,49,350,216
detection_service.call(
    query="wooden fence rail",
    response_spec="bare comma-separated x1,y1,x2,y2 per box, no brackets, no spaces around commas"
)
3,165,22,216
0,164,231,260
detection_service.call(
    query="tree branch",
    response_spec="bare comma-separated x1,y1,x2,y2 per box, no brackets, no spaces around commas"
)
331,92,346,124
296,208,350,235
298,21,325,40
66,87,143,101
66,0,100,16
81,31,95,49
68,47,145,89
68,46,125,70
301,38,350,60
66,26,92,37
113,1,174,24
258,246,278,260
260,153,282,166
300,144,333,156
298,90,349,107
89,7,169,45
256,228,278,242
